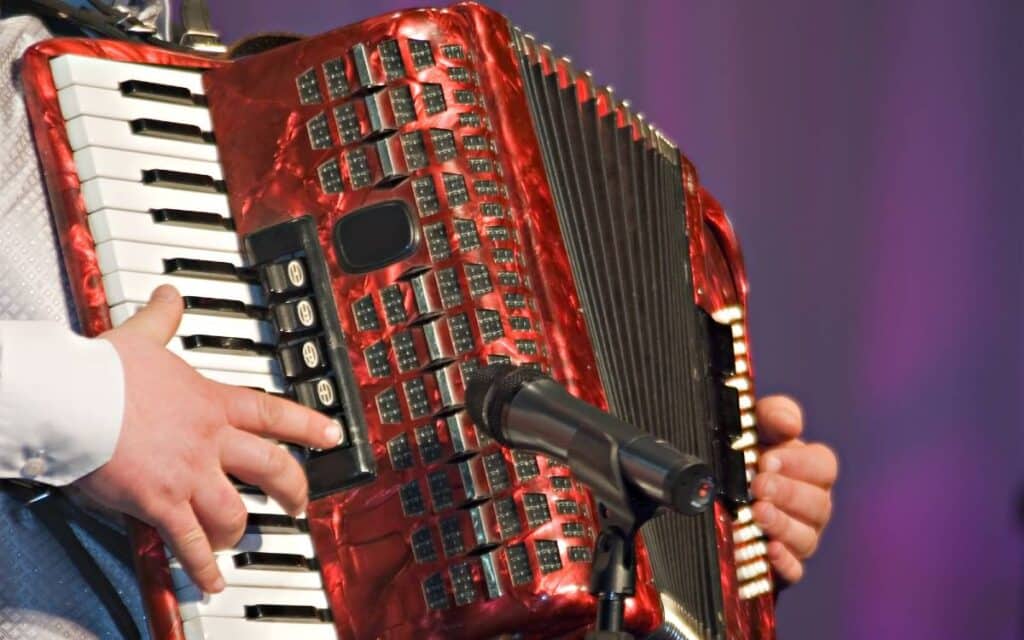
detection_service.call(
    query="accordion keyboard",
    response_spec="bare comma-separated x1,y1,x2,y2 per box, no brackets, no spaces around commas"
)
49,54,336,639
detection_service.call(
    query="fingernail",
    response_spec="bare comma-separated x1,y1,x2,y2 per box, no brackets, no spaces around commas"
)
762,454,782,473
211,576,225,593
758,476,777,498
324,420,344,445
151,285,178,302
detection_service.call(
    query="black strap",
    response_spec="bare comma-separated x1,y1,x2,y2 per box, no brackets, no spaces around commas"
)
3,481,142,640
2,0,194,52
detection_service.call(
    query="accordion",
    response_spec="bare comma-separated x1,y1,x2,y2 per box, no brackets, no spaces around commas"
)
21,3,774,638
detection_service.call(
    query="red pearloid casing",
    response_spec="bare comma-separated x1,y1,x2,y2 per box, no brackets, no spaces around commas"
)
20,2,773,638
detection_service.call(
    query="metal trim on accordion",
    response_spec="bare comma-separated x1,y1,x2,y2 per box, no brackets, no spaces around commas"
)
19,2,775,638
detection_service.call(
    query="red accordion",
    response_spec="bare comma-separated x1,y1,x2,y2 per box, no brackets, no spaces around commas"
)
21,2,774,638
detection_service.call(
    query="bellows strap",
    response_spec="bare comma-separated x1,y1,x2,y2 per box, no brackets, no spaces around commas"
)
3,481,142,640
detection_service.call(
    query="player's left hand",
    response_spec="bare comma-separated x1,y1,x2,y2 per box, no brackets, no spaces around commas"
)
750,395,837,586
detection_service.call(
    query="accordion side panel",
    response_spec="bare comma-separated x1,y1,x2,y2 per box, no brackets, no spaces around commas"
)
687,167,776,639
20,38,223,640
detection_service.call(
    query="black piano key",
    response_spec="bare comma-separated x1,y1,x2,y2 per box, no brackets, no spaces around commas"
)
130,118,214,144
244,604,332,623
233,551,316,572
182,296,267,319
245,513,309,534
142,168,226,193
119,79,202,106
163,257,256,282
150,208,234,231
181,334,275,357
231,479,264,494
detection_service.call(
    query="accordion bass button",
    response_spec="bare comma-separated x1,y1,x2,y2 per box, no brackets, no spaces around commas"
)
457,456,491,506
409,271,442,317
445,412,479,457
366,93,398,140
434,363,464,412
421,318,455,367
374,136,407,184
350,43,385,93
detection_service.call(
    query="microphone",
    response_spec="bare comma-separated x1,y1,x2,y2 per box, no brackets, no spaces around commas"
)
466,364,715,516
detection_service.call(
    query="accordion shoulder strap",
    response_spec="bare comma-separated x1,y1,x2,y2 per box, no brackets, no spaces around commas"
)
2,481,142,640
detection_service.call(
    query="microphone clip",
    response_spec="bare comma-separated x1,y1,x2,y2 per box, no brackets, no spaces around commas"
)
574,424,647,640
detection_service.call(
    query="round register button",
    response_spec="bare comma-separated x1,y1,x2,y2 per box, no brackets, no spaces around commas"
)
286,259,306,288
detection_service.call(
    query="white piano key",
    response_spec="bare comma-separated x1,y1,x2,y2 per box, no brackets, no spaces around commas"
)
102,270,263,306
81,177,229,217
176,584,328,620
183,616,336,640
67,116,218,162
167,339,279,375
59,85,213,129
193,369,285,394
169,532,315,561
51,54,206,95
88,208,238,253
74,146,223,183
95,240,243,277
240,492,290,517
169,532,319,589
109,302,275,343
170,556,322,591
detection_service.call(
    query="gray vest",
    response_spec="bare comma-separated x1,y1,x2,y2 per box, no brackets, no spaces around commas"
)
0,15,149,640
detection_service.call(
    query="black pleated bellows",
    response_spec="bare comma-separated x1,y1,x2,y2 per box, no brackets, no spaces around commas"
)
516,38,725,640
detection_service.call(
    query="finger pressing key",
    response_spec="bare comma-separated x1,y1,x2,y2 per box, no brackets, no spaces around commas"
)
219,383,341,448
191,473,249,550
160,506,223,593
219,428,309,516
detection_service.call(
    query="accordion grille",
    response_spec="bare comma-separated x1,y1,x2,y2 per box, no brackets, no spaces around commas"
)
513,31,725,639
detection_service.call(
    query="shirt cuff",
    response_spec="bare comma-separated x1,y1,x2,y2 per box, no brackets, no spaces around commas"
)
0,321,125,485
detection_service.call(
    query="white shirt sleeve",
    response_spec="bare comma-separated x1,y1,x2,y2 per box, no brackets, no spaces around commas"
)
0,321,125,485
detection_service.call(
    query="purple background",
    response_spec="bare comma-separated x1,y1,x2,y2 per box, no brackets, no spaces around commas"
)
210,1,1024,637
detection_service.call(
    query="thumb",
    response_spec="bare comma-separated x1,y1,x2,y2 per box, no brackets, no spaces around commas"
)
115,285,184,345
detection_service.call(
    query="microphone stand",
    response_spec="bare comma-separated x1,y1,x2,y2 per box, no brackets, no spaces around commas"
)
566,420,689,640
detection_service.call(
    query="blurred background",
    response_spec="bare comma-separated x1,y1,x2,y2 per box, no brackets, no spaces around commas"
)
210,1,1023,638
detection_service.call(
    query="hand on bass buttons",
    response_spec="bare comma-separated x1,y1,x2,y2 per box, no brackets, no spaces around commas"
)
751,395,838,587
74,285,341,593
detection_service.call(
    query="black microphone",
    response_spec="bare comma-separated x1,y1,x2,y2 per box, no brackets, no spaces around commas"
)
466,364,715,516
